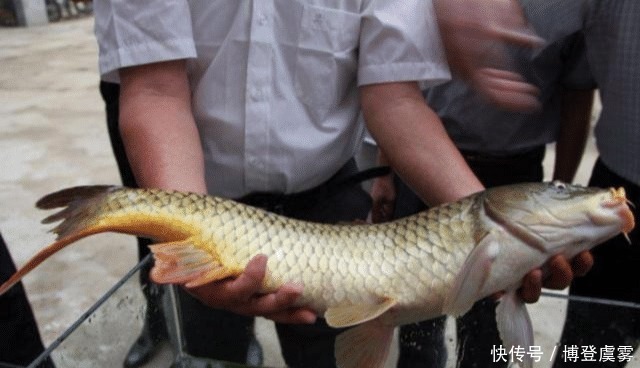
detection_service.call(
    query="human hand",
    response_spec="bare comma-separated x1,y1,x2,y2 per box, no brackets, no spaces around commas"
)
432,0,544,111
370,174,396,223
187,255,318,324
518,251,594,303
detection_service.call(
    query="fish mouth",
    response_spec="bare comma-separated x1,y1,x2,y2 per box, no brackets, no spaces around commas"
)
591,187,635,237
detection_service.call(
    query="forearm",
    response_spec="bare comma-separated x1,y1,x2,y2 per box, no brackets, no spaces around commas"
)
118,61,207,194
361,82,484,206
552,88,595,182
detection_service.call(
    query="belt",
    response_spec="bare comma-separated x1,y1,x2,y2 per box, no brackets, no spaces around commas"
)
238,160,389,214
460,145,546,166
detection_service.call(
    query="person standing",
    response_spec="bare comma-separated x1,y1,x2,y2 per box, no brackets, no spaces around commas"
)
93,2,478,367
93,1,591,367
371,0,596,366
552,1,640,366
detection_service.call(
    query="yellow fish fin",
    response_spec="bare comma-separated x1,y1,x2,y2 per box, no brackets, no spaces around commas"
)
443,231,499,317
335,318,394,368
149,240,232,287
325,298,396,328
0,228,101,296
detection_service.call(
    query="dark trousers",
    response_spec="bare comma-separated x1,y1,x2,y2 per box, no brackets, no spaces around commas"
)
394,147,545,368
553,159,640,368
0,233,54,368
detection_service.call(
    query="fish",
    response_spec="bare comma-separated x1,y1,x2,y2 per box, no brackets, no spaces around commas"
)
0,181,634,368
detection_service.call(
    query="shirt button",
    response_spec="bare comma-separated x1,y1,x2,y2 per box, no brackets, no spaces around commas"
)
248,157,261,167
258,13,268,26
249,88,261,101
312,13,323,27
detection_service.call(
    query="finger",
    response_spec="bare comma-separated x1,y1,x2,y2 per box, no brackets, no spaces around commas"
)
476,70,541,112
223,254,268,303
543,255,574,290
380,203,392,222
478,68,528,83
519,269,542,303
485,26,545,48
478,68,540,97
371,203,384,223
247,283,305,315
482,88,541,112
571,251,594,277
372,202,391,223
187,255,267,311
483,88,541,112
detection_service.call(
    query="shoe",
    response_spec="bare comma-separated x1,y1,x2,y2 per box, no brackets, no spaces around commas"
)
123,322,164,368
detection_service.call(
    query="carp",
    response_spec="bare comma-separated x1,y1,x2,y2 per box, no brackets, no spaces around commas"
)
0,181,634,368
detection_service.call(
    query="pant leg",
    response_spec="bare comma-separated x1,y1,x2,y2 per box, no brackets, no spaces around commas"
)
397,317,448,368
0,233,54,367
455,298,506,368
553,159,640,368
174,288,254,362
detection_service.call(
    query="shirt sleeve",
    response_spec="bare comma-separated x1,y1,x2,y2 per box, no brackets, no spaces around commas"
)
357,0,451,87
94,0,197,83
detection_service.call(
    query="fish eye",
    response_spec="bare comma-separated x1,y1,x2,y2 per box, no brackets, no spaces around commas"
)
551,181,567,191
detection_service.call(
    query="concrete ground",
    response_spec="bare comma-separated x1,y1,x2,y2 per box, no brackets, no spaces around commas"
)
1,17,636,368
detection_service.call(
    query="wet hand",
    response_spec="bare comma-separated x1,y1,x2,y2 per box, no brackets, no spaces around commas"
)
518,251,594,303
187,254,318,324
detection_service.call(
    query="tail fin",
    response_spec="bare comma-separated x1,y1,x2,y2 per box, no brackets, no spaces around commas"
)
0,186,121,295
37,185,117,240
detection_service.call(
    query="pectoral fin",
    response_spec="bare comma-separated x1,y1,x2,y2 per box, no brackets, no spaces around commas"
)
443,233,500,316
335,319,394,368
496,290,534,368
149,239,232,288
325,298,396,328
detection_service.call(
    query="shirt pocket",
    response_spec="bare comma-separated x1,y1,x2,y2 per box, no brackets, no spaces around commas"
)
294,5,361,111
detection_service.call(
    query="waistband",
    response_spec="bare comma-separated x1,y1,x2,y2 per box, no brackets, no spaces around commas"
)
238,159,388,214
460,145,546,166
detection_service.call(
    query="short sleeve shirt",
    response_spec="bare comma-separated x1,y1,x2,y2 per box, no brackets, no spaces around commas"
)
94,0,451,197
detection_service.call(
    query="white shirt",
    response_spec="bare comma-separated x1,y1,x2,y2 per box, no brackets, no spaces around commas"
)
95,0,450,198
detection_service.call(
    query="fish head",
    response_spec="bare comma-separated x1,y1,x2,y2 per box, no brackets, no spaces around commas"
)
483,181,635,256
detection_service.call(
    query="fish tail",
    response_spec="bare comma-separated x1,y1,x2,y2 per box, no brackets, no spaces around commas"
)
1,185,231,295
0,186,126,296
0,232,97,296
37,185,117,239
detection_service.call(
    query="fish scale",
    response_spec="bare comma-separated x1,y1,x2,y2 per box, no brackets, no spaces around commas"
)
0,182,633,368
